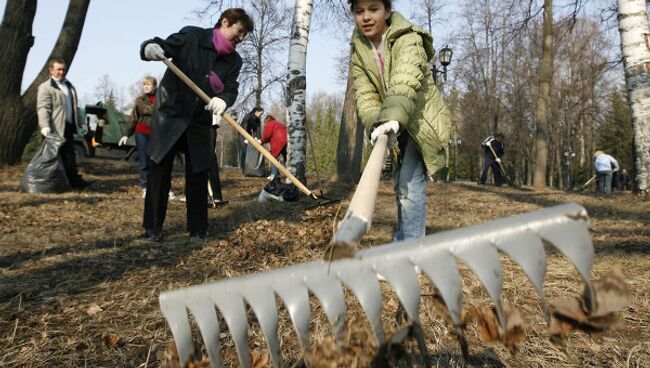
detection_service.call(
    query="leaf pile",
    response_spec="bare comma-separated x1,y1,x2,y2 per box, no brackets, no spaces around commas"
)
548,271,632,342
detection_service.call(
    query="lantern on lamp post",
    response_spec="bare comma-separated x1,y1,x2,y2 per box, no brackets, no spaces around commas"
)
432,45,453,85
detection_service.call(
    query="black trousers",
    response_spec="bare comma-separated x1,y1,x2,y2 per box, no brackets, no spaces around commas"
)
480,157,504,186
143,134,208,233
61,123,82,185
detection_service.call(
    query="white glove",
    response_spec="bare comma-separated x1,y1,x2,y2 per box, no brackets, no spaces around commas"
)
144,43,165,61
495,158,501,163
118,136,128,146
370,120,399,145
205,97,227,115
40,127,51,137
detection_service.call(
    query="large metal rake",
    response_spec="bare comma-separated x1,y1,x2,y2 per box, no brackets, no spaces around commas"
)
160,202,595,367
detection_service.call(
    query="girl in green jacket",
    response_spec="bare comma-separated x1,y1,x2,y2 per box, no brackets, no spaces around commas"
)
349,0,452,241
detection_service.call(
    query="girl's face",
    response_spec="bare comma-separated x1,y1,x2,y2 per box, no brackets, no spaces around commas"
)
354,0,390,44
143,81,155,94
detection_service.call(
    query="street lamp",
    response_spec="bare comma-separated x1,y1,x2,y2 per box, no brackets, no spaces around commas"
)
432,45,453,84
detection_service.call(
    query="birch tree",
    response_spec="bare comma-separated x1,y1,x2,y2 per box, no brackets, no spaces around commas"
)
617,0,650,194
285,0,313,182
0,0,91,165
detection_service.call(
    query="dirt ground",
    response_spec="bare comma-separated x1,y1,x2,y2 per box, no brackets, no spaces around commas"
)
1,158,648,367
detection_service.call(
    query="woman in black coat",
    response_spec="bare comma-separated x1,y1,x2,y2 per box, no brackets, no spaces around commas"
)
238,107,264,170
140,8,253,240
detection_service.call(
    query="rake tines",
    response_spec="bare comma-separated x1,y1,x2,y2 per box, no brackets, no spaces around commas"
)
160,202,595,367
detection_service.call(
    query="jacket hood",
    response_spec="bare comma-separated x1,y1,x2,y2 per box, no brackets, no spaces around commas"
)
352,12,435,61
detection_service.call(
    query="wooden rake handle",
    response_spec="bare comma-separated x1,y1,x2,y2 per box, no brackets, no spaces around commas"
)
161,58,315,199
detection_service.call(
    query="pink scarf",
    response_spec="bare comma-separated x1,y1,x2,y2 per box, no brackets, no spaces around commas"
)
208,28,236,94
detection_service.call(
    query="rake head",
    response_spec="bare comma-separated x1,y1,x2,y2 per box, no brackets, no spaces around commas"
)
160,203,596,367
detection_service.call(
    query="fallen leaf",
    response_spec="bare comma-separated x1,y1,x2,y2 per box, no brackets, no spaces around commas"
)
293,247,308,257
468,305,500,342
103,333,124,348
251,351,270,368
583,271,632,317
502,304,526,352
467,303,526,353
86,304,103,316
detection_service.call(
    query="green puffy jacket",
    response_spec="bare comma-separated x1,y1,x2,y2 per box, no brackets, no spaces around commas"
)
351,12,452,175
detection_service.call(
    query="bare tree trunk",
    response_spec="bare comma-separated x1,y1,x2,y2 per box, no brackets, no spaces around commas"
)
617,0,650,194
285,0,313,183
0,0,37,164
0,0,90,165
532,0,553,188
335,61,364,182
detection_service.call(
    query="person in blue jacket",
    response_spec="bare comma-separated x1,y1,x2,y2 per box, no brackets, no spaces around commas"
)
594,150,619,196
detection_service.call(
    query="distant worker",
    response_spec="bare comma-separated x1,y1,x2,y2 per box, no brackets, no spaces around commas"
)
238,107,264,170
119,77,176,199
37,58,92,189
480,132,505,186
260,115,287,181
594,150,619,196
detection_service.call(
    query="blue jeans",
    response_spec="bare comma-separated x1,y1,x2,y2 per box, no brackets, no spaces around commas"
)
597,170,613,196
135,133,150,188
270,147,287,178
393,136,427,242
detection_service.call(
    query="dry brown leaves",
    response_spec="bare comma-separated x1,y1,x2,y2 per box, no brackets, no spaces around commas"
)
161,341,270,367
161,341,209,368
548,271,631,342
225,219,331,265
465,303,527,353
103,333,124,348
304,337,373,368
251,351,270,367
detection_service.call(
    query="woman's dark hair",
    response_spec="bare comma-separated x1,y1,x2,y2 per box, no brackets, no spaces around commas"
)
348,0,392,12
250,107,264,115
216,8,254,33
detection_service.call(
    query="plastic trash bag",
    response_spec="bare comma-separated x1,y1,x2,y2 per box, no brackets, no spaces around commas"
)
243,143,267,177
20,134,69,193
257,177,300,202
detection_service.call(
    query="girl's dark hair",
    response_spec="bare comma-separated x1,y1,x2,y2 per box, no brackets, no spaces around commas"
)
216,8,254,33
348,0,392,12
264,115,275,122
250,107,264,114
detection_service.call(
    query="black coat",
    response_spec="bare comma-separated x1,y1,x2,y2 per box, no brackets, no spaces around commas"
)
240,112,261,137
140,26,242,172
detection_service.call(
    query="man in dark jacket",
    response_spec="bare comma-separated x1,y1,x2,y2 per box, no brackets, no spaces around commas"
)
479,132,505,186
140,8,253,241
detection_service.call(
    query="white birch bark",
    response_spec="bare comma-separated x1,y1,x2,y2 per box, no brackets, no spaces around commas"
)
618,0,650,194
285,0,313,182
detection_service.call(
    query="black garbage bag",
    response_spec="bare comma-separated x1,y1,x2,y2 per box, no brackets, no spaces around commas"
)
20,134,69,193
243,143,267,177
258,177,300,202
